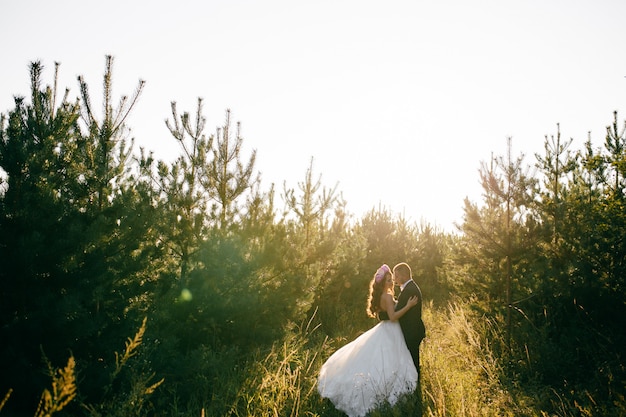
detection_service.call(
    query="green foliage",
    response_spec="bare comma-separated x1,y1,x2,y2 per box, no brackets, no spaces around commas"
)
2,57,626,416
77,55,145,213
0,61,86,407
160,98,218,284
454,128,626,415
227,313,325,417
0,57,156,413
210,109,259,231
82,317,163,417
0,320,160,417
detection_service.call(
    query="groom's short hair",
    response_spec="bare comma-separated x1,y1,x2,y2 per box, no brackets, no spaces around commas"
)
393,262,412,281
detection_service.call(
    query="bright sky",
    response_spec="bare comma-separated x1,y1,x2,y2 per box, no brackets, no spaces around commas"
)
2,0,625,231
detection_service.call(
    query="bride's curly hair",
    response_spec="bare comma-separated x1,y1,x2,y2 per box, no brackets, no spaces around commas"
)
366,267,391,318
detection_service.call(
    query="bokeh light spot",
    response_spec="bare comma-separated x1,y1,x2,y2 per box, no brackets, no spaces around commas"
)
180,288,193,301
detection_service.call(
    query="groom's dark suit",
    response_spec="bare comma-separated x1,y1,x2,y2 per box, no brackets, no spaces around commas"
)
395,279,426,372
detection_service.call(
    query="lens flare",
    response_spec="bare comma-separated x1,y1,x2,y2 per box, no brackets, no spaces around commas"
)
180,288,192,301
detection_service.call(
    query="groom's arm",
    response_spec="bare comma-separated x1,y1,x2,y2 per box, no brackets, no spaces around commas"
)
395,288,408,311
400,284,420,309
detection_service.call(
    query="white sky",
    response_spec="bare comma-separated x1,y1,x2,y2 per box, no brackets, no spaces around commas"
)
2,0,625,231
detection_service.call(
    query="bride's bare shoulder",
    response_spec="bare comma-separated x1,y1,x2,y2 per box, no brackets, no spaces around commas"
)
379,292,394,307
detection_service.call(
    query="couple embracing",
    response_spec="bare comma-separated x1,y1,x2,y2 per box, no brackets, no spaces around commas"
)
317,262,426,417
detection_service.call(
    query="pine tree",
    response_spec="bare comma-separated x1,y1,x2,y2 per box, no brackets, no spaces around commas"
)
77,55,144,212
282,158,342,322
160,98,213,285
210,109,259,231
0,58,154,411
457,138,538,348
0,61,84,409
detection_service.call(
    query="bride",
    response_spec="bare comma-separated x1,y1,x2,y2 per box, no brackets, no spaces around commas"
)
317,264,418,417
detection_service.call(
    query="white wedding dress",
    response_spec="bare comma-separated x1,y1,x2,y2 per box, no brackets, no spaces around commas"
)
317,316,418,417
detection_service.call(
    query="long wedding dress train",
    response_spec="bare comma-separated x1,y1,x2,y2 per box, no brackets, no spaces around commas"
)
317,320,418,417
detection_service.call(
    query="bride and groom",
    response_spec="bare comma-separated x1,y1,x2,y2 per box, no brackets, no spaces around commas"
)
317,262,426,417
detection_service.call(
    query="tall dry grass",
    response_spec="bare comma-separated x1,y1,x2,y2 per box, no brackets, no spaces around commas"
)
0,356,77,417
176,297,625,416
420,298,536,416
8,300,621,416
224,299,536,416
0,318,162,417
225,311,330,417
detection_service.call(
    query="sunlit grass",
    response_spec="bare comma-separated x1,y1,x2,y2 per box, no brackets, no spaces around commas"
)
420,298,534,416
0,318,163,417
7,302,620,416
221,299,536,416
83,316,164,417
1,356,77,417
34,356,77,417
225,311,328,417
0,389,12,414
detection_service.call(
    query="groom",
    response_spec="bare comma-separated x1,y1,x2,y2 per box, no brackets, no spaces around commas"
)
393,262,426,373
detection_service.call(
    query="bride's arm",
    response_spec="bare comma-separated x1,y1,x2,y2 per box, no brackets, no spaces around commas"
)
381,293,418,322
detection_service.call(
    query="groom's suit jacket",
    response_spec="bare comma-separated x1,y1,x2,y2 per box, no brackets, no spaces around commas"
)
395,280,426,353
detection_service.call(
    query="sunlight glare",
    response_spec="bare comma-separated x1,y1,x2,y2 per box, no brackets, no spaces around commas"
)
180,288,192,302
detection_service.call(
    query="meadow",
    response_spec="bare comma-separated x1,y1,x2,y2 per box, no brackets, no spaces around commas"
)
1,58,625,416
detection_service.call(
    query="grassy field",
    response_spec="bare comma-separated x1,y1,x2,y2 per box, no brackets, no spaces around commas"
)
214,299,541,417
2,298,622,417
